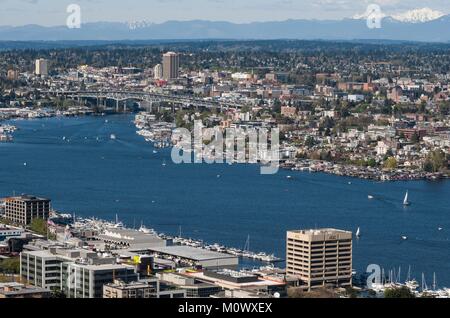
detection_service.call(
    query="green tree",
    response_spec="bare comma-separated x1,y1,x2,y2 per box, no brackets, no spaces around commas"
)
424,149,447,173
367,158,377,167
0,257,20,274
272,99,282,114
384,286,415,298
50,289,67,298
384,157,398,170
345,287,359,298
29,218,48,236
410,132,420,144
305,136,316,148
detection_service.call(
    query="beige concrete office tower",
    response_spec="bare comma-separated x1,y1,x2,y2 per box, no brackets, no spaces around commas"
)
162,52,179,80
35,59,48,76
153,63,163,79
286,229,353,290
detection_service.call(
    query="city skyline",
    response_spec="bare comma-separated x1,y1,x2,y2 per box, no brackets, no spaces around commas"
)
1,1,450,302
1,0,450,26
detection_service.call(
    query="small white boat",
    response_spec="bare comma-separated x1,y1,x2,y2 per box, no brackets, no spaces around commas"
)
368,195,374,200
403,191,411,206
139,224,154,235
356,227,361,238
402,236,408,240
286,175,292,179
110,134,116,140
153,150,158,154
438,227,443,231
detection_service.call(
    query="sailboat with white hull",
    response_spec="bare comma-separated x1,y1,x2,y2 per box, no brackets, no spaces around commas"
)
403,190,411,206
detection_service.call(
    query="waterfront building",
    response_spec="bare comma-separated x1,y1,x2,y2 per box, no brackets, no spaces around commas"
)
97,228,171,248
153,63,163,80
142,245,239,269
35,59,48,76
0,224,25,241
162,52,179,80
3,195,51,225
187,269,287,297
286,229,353,291
156,272,222,298
63,262,138,298
20,249,66,290
20,246,138,298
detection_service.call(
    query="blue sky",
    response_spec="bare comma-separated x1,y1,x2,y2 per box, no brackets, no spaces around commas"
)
1,0,450,26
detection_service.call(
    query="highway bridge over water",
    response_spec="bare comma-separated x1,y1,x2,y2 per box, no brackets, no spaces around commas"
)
43,90,247,112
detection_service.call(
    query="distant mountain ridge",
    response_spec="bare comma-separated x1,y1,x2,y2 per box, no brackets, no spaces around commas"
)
1,16,450,42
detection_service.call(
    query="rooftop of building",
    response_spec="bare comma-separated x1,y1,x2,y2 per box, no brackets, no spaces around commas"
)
187,271,285,289
104,279,157,290
147,245,238,262
98,228,168,246
70,262,133,271
288,228,352,236
3,194,50,202
0,283,50,296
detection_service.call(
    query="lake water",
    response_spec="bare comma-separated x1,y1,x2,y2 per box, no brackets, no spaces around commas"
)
1,115,449,286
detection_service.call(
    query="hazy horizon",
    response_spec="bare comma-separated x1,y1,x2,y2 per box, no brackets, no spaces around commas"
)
1,0,450,27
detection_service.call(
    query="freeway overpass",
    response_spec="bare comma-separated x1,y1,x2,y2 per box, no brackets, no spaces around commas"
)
42,90,247,112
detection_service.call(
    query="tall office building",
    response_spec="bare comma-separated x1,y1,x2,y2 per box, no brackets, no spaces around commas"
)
4,195,51,225
153,64,163,80
35,59,48,76
162,52,179,80
286,229,352,290
20,248,138,298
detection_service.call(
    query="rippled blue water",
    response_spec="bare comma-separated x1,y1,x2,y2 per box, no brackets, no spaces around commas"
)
1,115,449,286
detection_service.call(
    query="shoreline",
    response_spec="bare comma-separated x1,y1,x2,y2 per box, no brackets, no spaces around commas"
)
281,160,449,182
3,111,449,183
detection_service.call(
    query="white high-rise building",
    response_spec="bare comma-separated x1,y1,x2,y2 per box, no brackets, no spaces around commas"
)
35,58,48,76
153,64,163,80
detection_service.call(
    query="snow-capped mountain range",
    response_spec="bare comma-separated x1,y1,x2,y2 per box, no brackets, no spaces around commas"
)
354,7,445,24
1,8,450,42
391,8,445,23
